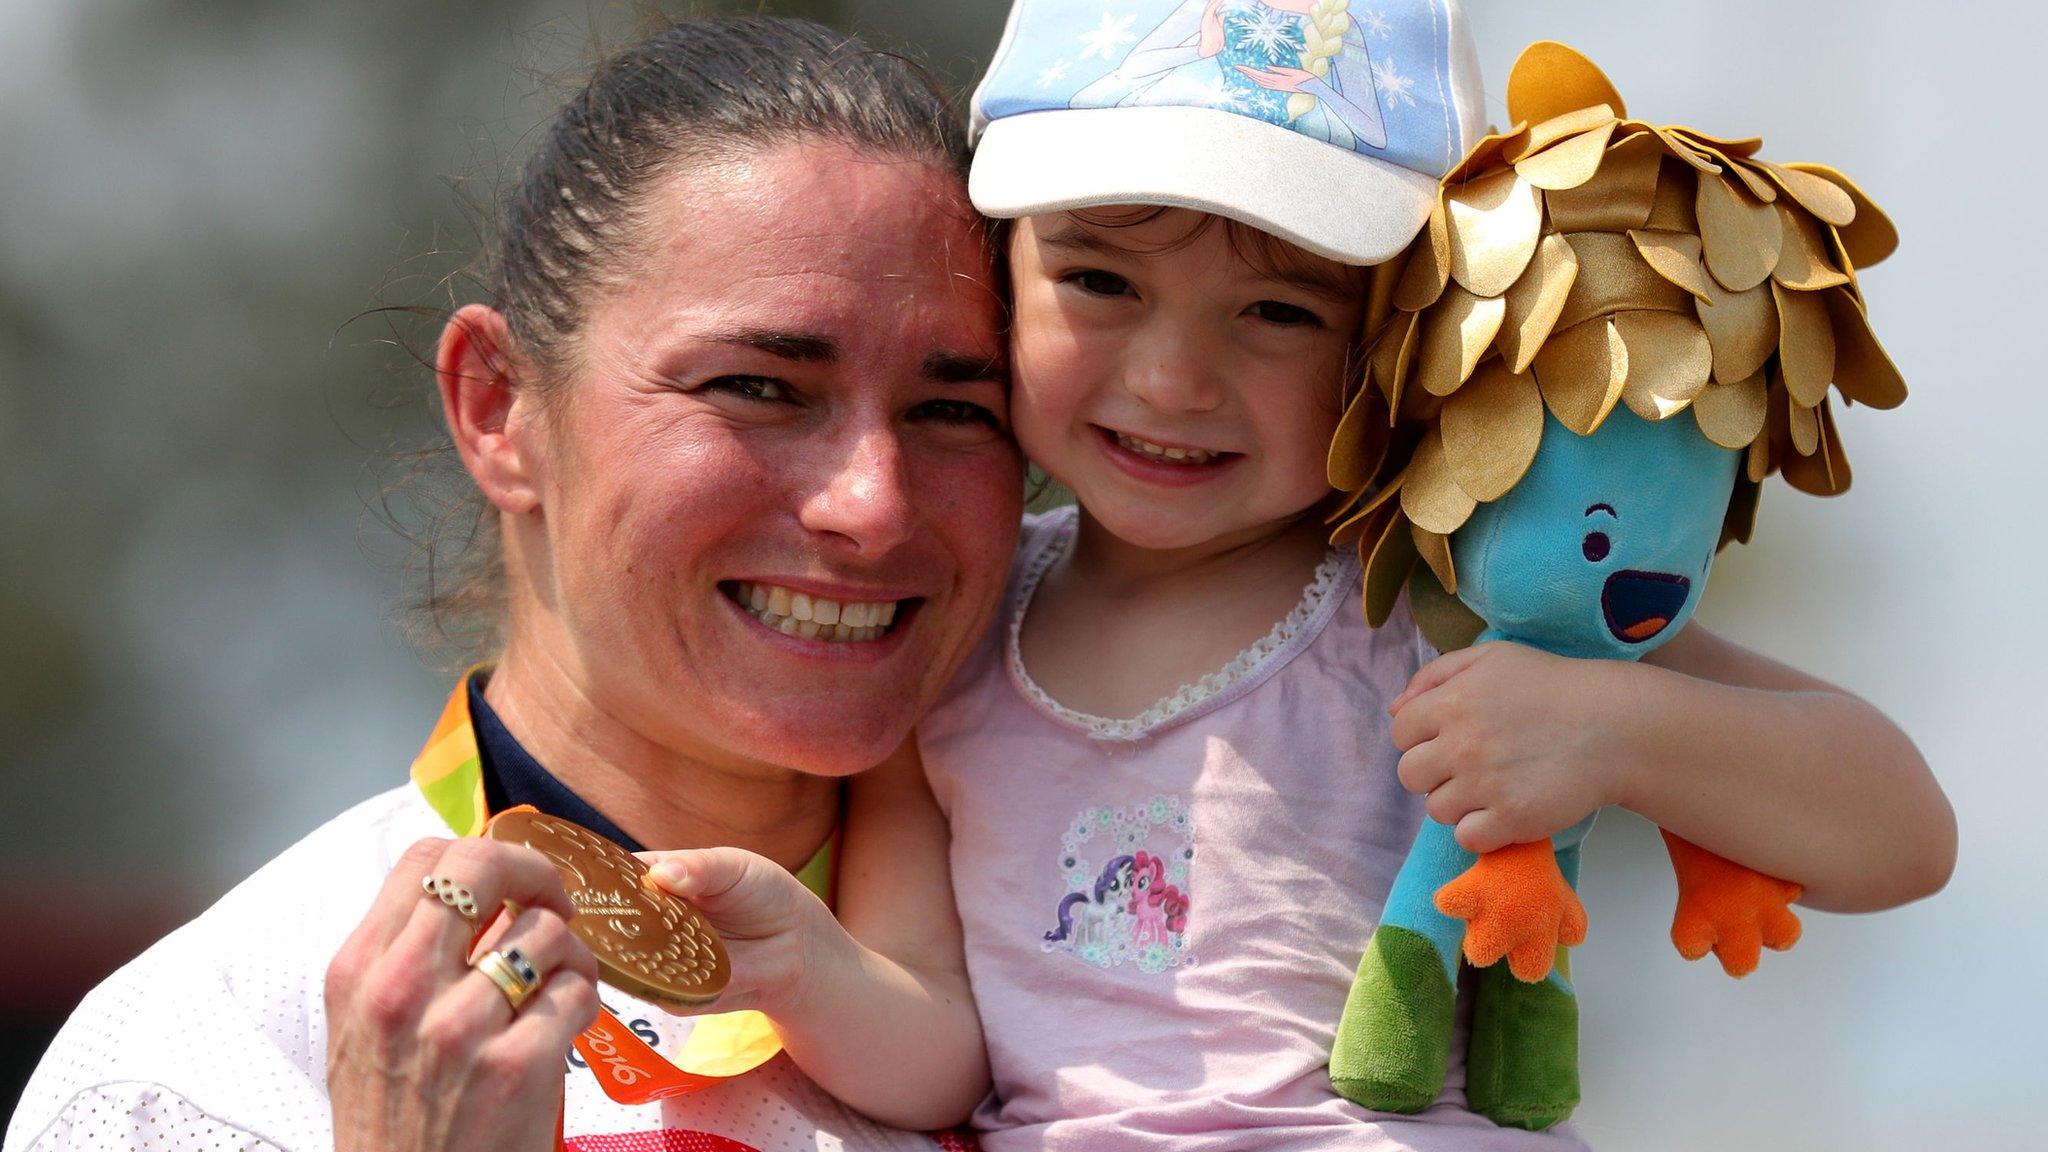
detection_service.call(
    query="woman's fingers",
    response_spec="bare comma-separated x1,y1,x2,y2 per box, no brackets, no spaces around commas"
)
330,837,581,1041
427,906,600,1041
384,839,577,987
334,838,456,973
428,837,579,924
500,965,604,1069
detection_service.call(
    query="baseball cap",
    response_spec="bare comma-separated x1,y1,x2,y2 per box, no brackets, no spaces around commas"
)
969,0,1487,265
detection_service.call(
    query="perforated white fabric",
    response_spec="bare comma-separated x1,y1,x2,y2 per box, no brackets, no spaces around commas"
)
3,787,950,1152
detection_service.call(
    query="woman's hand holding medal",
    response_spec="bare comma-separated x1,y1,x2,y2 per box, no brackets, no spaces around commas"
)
324,835,604,1152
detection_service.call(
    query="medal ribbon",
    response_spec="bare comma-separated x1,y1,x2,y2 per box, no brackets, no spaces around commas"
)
411,674,833,1103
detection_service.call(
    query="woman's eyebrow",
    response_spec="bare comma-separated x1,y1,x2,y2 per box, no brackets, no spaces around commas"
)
701,327,838,362
925,351,1008,386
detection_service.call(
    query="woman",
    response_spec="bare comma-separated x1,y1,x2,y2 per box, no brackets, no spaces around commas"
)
5,17,1018,1152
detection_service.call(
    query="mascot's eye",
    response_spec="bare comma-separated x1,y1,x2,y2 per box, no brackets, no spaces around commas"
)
1582,531,1611,563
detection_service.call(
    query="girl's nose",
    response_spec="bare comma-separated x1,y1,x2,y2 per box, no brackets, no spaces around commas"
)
1122,325,1227,414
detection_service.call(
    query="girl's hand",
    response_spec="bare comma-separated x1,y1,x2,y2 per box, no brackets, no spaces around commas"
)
644,848,847,1020
1389,642,1636,854
325,837,604,1152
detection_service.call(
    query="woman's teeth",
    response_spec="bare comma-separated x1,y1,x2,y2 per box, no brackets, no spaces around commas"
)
1115,432,1220,465
733,581,899,642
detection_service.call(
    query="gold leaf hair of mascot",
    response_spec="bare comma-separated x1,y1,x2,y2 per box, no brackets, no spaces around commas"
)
1327,40,1906,646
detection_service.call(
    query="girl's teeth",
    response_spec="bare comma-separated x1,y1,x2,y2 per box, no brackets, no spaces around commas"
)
731,582,903,643
1116,433,1217,464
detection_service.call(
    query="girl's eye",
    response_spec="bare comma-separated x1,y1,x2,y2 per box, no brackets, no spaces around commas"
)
1249,299,1323,327
910,399,1002,428
1582,531,1611,563
702,375,791,402
1067,269,1134,298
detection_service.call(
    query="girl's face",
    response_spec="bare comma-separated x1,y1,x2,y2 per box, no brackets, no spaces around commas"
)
1008,208,1364,552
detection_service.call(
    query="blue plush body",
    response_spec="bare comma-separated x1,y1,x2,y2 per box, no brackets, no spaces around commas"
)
1332,407,1739,1126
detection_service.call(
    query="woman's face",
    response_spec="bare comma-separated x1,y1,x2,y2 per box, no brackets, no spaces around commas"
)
512,142,1020,777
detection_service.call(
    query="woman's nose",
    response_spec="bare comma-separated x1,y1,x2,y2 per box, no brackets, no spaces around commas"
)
798,426,917,557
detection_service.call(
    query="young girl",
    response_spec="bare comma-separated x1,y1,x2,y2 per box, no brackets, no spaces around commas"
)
650,2,1955,1146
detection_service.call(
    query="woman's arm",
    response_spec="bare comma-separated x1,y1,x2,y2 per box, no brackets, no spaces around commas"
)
646,739,985,1130
1388,626,1956,912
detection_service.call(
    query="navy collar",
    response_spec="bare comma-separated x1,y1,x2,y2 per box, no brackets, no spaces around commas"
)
467,674,644,854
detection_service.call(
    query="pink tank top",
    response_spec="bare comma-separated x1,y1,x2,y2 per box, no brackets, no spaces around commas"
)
919,509,1587,1150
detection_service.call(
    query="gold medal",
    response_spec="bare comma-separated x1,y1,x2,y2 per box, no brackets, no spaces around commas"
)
485,808,730,1009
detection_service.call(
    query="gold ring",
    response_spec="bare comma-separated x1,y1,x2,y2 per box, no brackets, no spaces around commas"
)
421,874,481,921
473,948,540,1011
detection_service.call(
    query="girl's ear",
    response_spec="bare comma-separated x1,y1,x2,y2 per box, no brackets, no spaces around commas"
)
437,304,543,515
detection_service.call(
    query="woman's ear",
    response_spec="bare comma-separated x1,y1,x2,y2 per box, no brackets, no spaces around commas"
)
437,304,542,515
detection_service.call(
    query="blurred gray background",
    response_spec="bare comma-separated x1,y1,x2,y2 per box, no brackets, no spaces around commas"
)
2,1,2040,1147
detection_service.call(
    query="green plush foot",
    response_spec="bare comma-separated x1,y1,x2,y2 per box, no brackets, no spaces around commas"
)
1466,959,1581,1130
1331,926,1456,1112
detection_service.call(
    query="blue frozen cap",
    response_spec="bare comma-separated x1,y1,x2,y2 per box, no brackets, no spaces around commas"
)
970,0,1487,265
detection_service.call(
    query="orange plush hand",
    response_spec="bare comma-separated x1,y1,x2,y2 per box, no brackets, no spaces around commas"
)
1661,831,1802,978
1435,840,1588,982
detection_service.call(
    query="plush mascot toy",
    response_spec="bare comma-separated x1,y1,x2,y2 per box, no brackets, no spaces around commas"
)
1324,42,1907,1129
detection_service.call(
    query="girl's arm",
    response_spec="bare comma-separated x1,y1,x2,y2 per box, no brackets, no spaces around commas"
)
646,739,985,1130
1388,625,1956,912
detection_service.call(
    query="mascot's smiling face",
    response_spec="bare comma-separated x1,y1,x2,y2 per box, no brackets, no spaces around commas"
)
1450,407,1740,662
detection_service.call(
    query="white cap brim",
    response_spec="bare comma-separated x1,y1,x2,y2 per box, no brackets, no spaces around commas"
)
970,105,1438,267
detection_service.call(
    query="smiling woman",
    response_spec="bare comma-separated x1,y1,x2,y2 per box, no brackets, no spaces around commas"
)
5,16,1018,1152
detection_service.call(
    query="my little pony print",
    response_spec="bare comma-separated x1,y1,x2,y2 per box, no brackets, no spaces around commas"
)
1043,796,1197,973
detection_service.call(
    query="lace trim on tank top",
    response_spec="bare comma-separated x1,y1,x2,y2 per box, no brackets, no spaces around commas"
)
1005,509,1359,742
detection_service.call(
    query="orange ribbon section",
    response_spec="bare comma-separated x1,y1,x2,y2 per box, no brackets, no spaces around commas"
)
572,1011,731,1103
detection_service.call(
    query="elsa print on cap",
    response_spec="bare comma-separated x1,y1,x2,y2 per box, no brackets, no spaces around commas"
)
1076,1,1394,151
969,0,1486,265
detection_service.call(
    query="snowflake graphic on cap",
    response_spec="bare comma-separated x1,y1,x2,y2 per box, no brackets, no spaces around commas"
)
1078,13,1137,61
1037,59,1072,88
1200,76,1248,113
1232,7,1303,57
1361,8,1392,39
1371,56,1418,108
